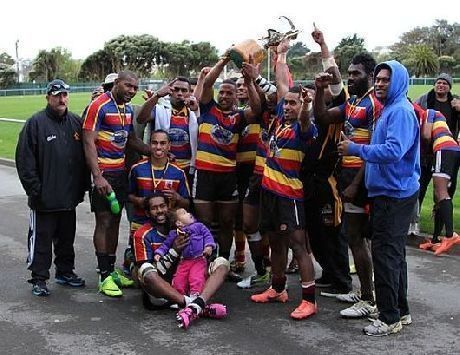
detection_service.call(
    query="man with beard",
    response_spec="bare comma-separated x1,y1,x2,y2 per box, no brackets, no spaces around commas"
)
192,54,261,264
314,53,382,319
133,193,229,329
83,71,151,297
137,77,198,186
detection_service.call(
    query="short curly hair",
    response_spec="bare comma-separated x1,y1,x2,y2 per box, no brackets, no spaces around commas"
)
351,52,376,76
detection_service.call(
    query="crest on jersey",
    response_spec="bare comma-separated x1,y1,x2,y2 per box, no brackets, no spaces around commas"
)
211,124,234,145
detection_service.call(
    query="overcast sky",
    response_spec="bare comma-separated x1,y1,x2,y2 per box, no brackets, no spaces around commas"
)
1,0,458,60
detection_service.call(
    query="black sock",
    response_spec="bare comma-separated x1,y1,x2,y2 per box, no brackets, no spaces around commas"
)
252,255,265,276
220,250,230,261
96,252,111,281
192,296,206,311
438,199,453,237
433,207,443,242
272,275,286,293
302,283,316,303
108,254,116,273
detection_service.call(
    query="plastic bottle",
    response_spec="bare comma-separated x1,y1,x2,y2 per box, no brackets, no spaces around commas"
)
106,191,120,214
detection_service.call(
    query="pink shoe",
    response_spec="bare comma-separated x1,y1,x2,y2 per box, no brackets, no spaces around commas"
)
203,303,228,319
176,305,200,329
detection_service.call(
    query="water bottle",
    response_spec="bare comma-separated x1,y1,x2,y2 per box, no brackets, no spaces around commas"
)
106,191,120,214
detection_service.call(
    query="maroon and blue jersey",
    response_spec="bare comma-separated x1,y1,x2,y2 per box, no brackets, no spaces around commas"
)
82,92,134,172
262,101,317,200
129,159,190,227
133,222,167,264
196,99,246,172
338,91,382,169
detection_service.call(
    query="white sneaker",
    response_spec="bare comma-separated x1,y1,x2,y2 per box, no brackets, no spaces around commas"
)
400,314,412,325
340,300,377,318
363,319,402,336
237,272,270,289
336,291,361,303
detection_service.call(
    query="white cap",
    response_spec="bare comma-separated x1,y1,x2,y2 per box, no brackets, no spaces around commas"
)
104,73,118,85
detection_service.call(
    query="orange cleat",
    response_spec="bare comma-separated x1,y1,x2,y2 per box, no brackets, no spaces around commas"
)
290,300,317,320
250,287,288,303
434,234,460,256
419,240,435,250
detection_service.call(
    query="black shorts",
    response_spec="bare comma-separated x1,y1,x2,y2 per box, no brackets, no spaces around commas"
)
243,174,262,206
236,163,254,203
433,150,460,180
192,169,238,202
259,189,305,233
90,171,128,213
338,167,368,207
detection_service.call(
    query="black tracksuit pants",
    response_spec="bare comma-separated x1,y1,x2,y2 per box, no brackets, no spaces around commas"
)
27,210,77,280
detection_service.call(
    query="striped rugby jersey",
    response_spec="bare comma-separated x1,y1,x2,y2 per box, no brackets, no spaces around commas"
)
338,91,382,169
426,109,460,152
152,106,192,170
254,110,276,176
237,123,260,164
128,159,190,228
196,99,246,172
133,222,167,264
82,92,133,172
262,105,317,200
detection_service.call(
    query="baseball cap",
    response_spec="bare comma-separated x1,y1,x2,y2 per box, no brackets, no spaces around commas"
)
104,73,118,85
435,73,452,88
47,79,70,96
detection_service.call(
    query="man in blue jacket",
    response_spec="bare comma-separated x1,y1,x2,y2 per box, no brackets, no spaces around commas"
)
338,60,420,336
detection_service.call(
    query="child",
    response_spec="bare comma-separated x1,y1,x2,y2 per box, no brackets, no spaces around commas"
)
154,208,215,296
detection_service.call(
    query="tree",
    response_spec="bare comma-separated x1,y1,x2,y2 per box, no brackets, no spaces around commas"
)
402,45,439,77
333,34,366,74
79,35,219,80
439,55,455,74
0,52,17,88
286,42,310,79
30,47,81,82
79,49,115,81
392,20,459,59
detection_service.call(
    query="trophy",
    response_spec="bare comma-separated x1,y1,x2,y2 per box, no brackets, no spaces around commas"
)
260,16,300,49
228,16,300,68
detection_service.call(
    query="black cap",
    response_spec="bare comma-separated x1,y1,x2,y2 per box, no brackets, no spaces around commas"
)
46,79,70,95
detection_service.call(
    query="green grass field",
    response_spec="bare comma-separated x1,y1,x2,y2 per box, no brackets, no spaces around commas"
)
1,85,459,235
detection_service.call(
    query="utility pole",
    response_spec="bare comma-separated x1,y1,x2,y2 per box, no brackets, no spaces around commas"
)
15,40,19,83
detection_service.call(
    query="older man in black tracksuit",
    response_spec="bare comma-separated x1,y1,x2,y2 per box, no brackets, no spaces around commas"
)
16,79,89,296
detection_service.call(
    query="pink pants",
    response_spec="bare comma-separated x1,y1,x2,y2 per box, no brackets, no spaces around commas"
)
172,257,207,295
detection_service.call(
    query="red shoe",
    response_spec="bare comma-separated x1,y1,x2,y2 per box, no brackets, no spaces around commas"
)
250,287,288,303
419,240,435,250
434,234,460,256
176,305,200,329
290,300,317,320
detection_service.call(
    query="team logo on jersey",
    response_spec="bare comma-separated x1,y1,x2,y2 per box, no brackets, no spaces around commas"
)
73,132,80,141
46,135,57,142
168,128,189,147
111,130,128,148
211,124,234,145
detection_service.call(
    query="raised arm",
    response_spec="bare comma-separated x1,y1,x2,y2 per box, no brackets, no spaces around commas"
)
275,39,290,101
201,55,231,105
314,72,344,126
137,82,174,124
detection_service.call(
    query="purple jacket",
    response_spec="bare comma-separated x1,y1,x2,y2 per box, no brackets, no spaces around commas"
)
155,222,215,259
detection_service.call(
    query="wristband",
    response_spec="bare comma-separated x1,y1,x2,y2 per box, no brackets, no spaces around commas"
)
329,82,344,97
322,56,337,71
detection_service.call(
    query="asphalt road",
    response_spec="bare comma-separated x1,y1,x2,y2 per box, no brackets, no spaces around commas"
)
0,164,458,355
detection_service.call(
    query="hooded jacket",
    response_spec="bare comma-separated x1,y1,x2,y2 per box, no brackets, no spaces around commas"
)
347,60,420,198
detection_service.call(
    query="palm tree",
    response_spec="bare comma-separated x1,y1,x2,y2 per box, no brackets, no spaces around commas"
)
403,45,439,77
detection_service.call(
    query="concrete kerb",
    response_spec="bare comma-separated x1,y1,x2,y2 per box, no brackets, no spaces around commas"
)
0,158,15,168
